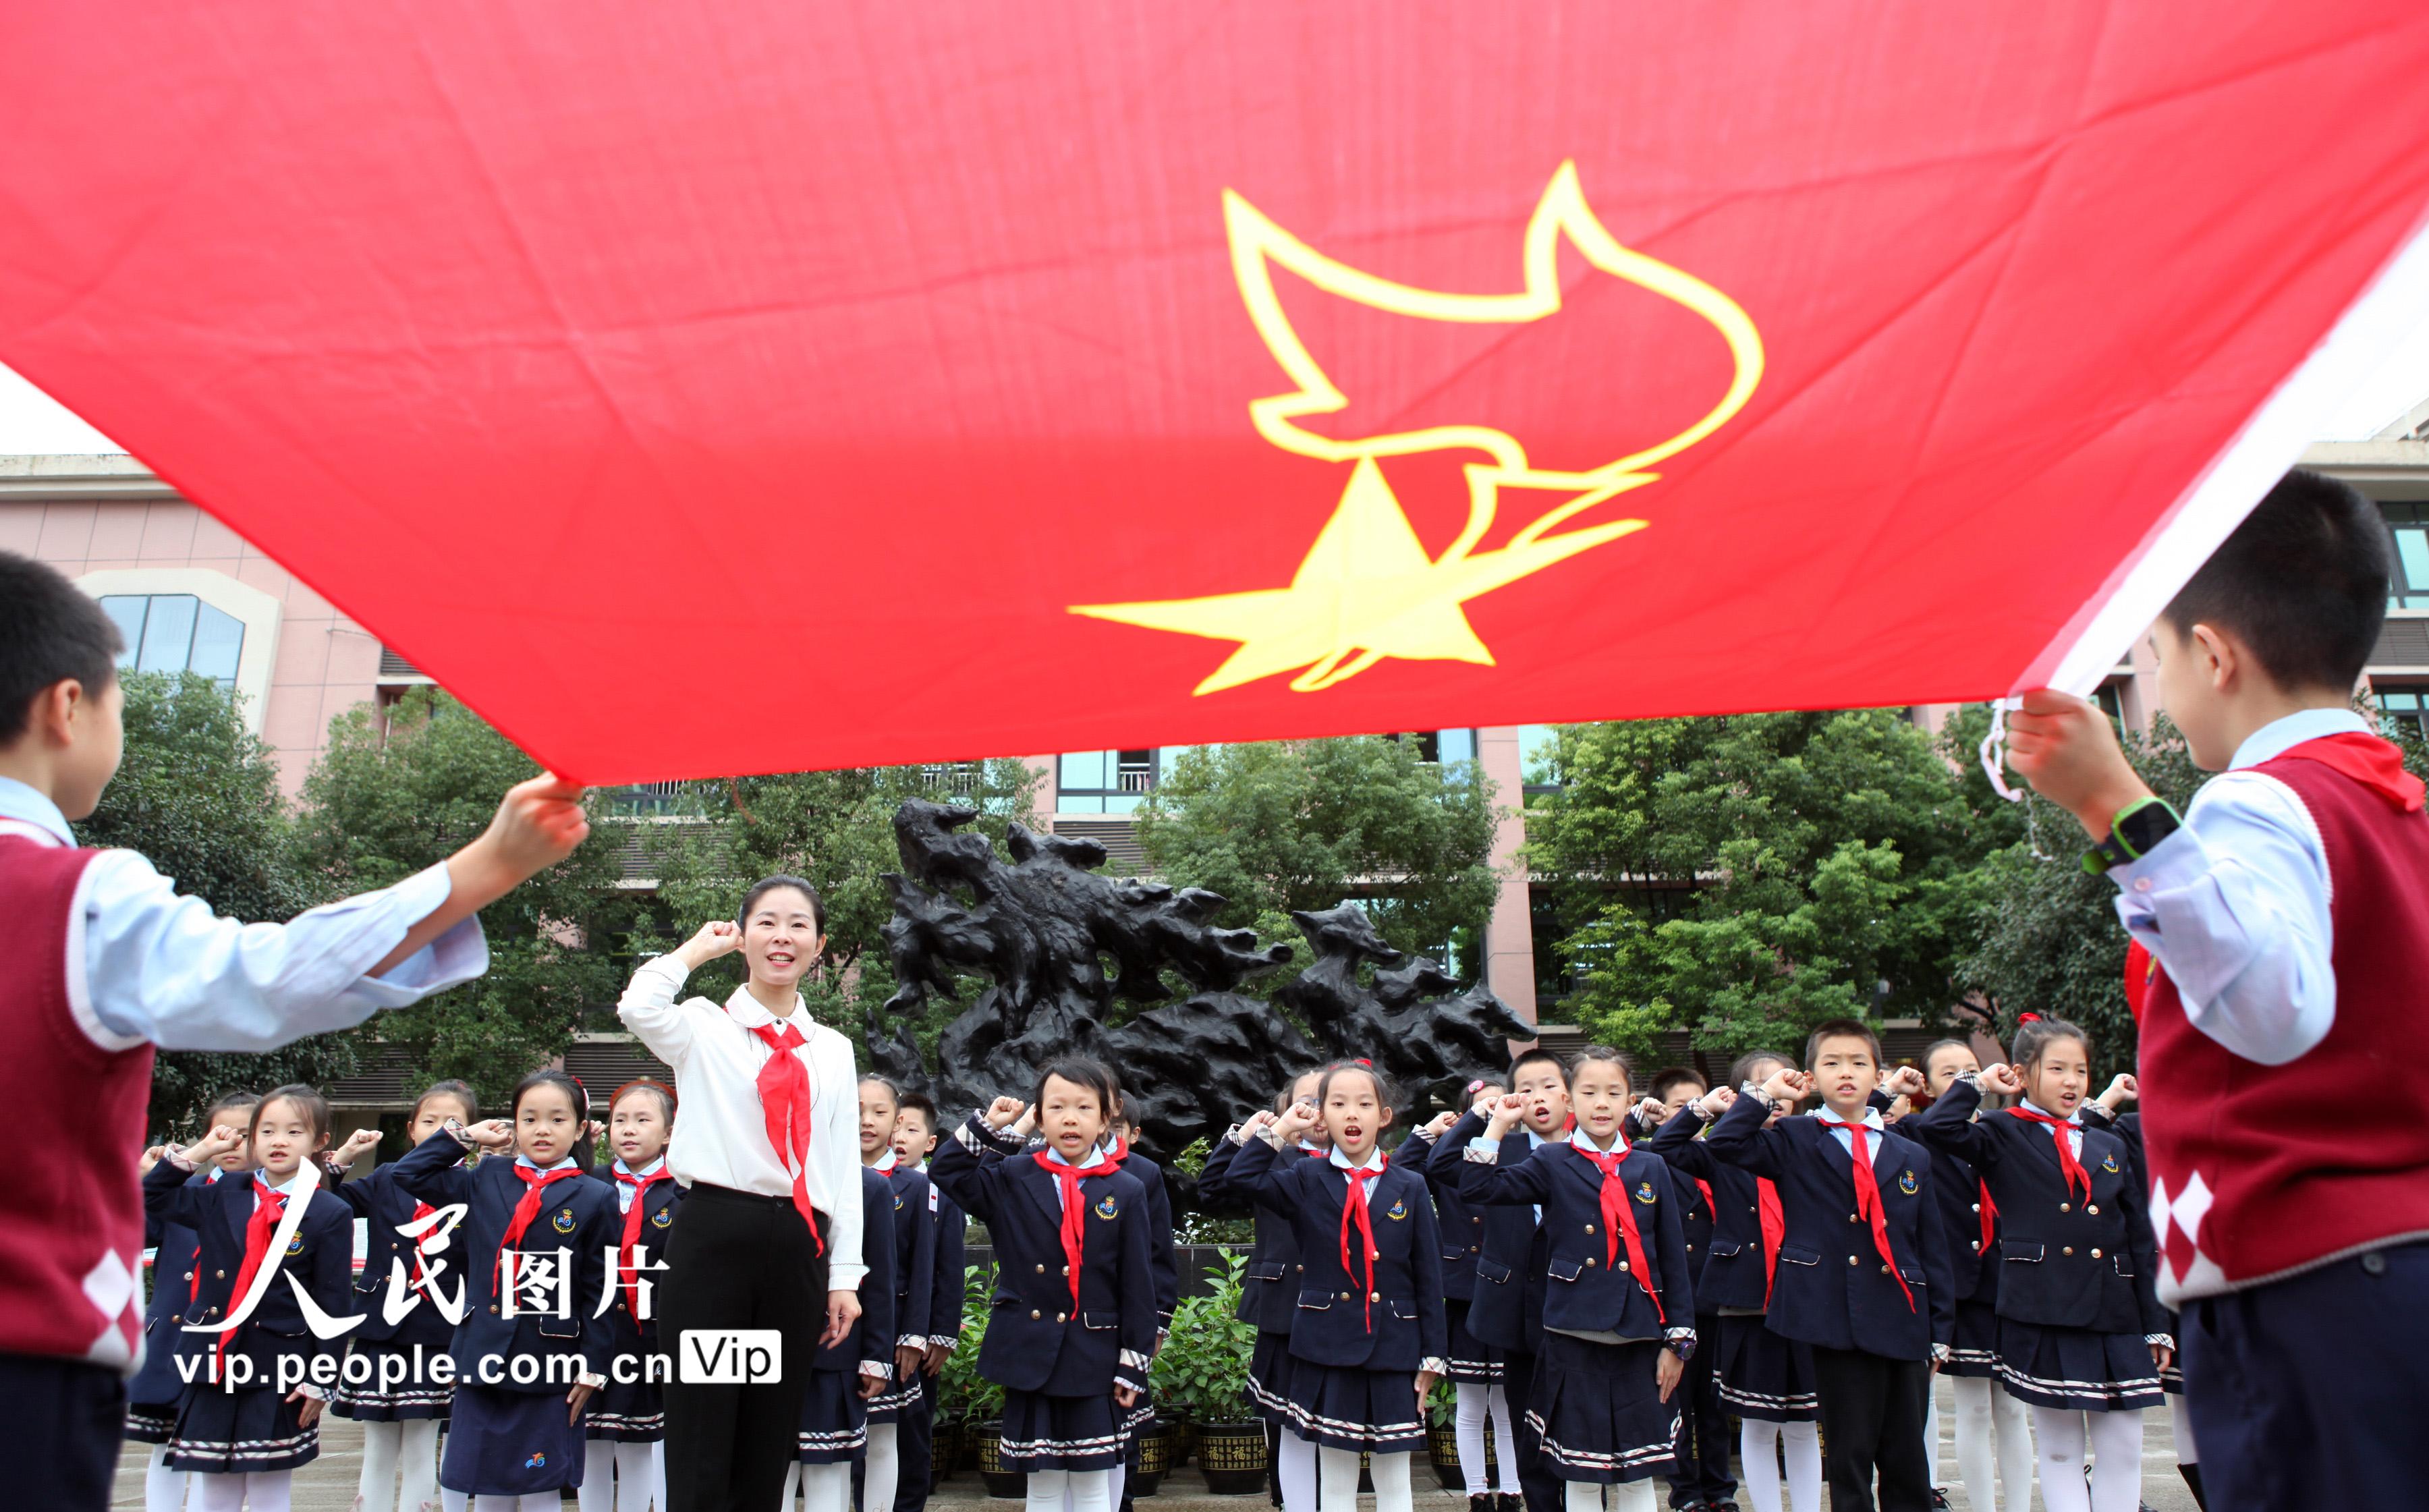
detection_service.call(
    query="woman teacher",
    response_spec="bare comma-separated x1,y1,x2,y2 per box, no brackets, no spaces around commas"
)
619,875,866,1511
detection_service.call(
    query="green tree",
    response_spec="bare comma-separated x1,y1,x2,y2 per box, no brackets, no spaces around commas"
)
1132,737,1502,971
79,672,358,1136
1527,710,2002,1060
291,689,637,1111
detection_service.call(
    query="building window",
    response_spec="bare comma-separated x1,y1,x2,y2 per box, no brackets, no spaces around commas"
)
1391,730,1476,764
1519,724,1562,799
2383,503,2429,611
608,781,691,815
2377,685,2429,741
1058,749,1162,813
921,761,982,797
99,594,245,690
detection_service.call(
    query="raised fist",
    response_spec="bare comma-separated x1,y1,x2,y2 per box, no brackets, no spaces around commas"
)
1979,1064,2025,1096
984,1096,1028,1130
1884,1066,1926,1098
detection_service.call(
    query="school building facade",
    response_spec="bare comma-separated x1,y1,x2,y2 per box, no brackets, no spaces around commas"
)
9,400,2429,1092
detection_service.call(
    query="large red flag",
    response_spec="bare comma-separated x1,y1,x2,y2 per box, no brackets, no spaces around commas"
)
3,3,2428,781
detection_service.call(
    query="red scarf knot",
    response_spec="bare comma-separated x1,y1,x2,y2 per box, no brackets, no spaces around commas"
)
614,1166,672,1313
218,1177,289,1369
1335,1153,1389,1333
733,1009,825,1254
2005,1107,2091,1200
1034,1148,1120,1308
499,1164,582,1296
1817,1118,1915,1312
1573,1144,1664,1324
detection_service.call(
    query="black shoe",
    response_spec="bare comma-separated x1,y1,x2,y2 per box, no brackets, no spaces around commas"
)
1472,1496,1497,1512
1498,1495,1524,1512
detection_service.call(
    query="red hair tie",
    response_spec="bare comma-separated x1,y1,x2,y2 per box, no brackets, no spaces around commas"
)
2017,1012,2042,1024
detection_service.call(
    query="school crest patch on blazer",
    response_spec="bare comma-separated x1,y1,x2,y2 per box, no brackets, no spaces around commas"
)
894,1192,905,1210
2101,1152,2120,1174
1634,1181,1657,1204
1897,1169,1920,1196
285,1233,306,1255
651,1207,672,1228
1095,1195,1119,1219
1386,1198,1408,1220
552,1208,578,1233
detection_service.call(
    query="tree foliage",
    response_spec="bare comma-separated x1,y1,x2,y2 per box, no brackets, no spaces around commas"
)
290,689,639,1111
1133,737,1502,972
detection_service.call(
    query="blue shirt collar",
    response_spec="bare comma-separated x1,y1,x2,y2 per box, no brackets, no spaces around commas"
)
2230,707,2369,771
2019,1098,2081,1126
0,775,74,846
514,1154,581,1172
1042,1142,1109,1168
1329,1146,1386,1176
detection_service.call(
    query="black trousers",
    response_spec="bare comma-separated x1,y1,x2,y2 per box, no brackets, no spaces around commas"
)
659,1184,830,1512
1499,1346,1563,1512
894,1364,940,1511
1808,1346,1931,1512
1665,1317,1734,1507
0,1353,121,1512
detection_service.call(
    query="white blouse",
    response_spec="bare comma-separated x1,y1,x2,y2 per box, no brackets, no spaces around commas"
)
617,956,865,1288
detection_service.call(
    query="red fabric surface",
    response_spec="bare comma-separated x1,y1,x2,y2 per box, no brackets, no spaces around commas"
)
3,5,2428,778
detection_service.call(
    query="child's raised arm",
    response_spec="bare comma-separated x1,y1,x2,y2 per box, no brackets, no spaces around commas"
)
928,1111,1027,1226
386,1123,488,1209
1452,1098,1559,1208
1899,1073,1993,1165
1700,1081,1794,1179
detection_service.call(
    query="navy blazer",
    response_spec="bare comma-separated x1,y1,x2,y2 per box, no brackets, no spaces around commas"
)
390,1131,620,1392
1455,1134,1696,1347
925,1173,970,1349
1703,1097,1955,1360
131,1167,214,1404
1428,1111,1549,1350
1649,1105,1776,1314
1200,1131,1312,1336
1116,1146,1179,1331
141,1159,354,1382
579,1161,686,1349
930,1117,1157,1397
1905,1082,2165,1337
326,1162,467,1348
1637,1127,1717,1294
1228,1136,1449,1372
812,1167,897,1376
1413,1129,1489,1304
879,1162,937,1351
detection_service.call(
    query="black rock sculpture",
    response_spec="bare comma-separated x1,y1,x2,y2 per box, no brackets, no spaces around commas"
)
868,798,1526,1158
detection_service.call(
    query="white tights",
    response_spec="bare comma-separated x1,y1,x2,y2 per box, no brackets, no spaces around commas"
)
358,1418,443,1512
1562,1478,1656,1512
439,1492,561,1512
1736,1420,1821,1512
866,1422,901,1512
781,1459,854,1512
1275,1428,1318,1512
579,1438,660,1510
2029,1405,2144,1512
2169,1390,2198,1465
1318,1447,1410,1512
1946,1376,2035,1511
190,1472,291,1512
1026,1467,1113,1512
1455,1382,1517,1495
142,1445,187,1512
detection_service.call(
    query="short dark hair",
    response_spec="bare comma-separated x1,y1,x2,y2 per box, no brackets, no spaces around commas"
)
512,1069,595,1170
609,1078,676,1123
1648,1065,1705,1101
408,1079,479,1125
1727,1050,1792,1088
1568,1044,1631,1086
1032,1058,1119,1121
1316,1059,1397,1108
738,874,825,935
1804,1018,1882,1069
1920,1038,1978,1079
897,1090,941,1136
1509,1046,1569,1086
2160,468,2389,692
0,551,123,746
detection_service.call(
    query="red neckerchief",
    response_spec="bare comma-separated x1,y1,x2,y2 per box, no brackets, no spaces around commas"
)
1108,1132,1130,1163
728,1005,825,1254
1570,1141,1663,1324
1693,1177,1716,1215
1757,1178,1784,1306
1978,1180,1999,1257
1816,1117,1914,1312
870,1148,898,1175
407,1200,438,1288
218,1176,290,1370
2279,732,2426,812
1335,1151,1389,1333
1034,1147,1120,1308
2123,939,2159,1026
2005,1107,2090,1200
499,1164,582,1293
613,1164,671,1312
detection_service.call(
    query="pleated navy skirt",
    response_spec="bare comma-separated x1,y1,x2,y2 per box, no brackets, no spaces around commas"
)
1944,1297,2001,1380
1278,1360,1426,1453
866,1366,923,1424
1445,1297,1504,1383
1994,1319,2164,1411
332,1337,455,1422
440,1382,587,1495
122,1401,177,1447
584,1364,665,1443
1712,1314,1818,1424
1247,1331,1296,1424
163,1383,319,1474
998,1389,1129,1471
1522,1335,1681,1486
798,1369,870,1464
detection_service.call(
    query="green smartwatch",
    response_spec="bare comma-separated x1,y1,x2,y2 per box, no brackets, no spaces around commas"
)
2082,795,2181,874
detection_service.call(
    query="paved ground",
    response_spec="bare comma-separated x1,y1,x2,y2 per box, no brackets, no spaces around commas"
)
112,1380,2200,1508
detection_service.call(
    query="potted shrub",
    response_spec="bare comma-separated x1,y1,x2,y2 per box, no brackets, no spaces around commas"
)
1155,1249,1267,1494
944,1261,1019,1496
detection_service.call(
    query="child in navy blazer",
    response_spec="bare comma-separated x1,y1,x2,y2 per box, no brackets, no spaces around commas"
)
391,1069,620,1509
1200,1069,1329,1512
889,1090,968,1512
856,1075,937,1512
1654,1051,1823,1512
1457,1048,1694,1512
1704,1021,1953,1512
1418,1076,1520,1512
1632,1065,1735,1512
128,1089,260,1512
142,1085,355,1508
575,1078,684,1512
1227,1061,1449,1512
1903,1018,2166,1512
2082,1084,2202,1509
320,1080,478,1512
929,1059,1156,1512
787,1161,897,1512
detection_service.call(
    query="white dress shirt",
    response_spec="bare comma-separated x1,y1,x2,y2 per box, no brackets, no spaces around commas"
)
2108,706,2351,1065
617,955,865,1287
0,775,487,1053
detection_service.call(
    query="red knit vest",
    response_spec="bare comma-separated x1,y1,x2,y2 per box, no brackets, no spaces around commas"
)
2139,750,2429,1306
0,832,156,1367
